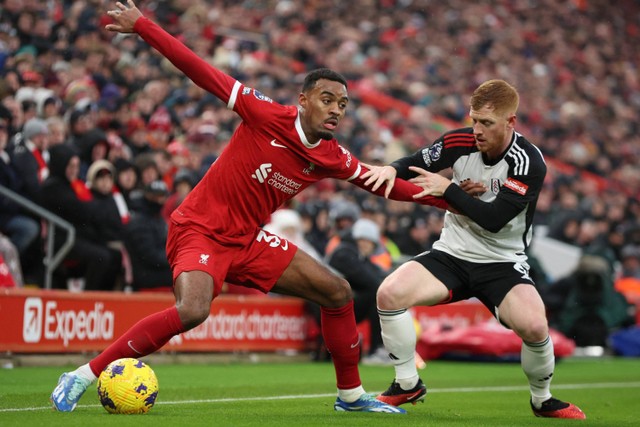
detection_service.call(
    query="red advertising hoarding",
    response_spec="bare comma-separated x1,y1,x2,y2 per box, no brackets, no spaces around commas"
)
1,288,491,354
0,288,308,353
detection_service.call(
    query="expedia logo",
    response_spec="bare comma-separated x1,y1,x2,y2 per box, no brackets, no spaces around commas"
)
23,297,43,343
504,177,528,195
21,298,115,347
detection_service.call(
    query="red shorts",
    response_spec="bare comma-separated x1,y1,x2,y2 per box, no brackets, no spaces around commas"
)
166,222,298,298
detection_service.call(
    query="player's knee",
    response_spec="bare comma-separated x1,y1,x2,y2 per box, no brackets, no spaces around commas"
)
324,276,352,308
176,301,210,331
376,281,401,310
515,318,549,343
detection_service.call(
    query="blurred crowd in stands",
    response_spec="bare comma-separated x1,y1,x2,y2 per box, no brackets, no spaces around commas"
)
0,0,639,334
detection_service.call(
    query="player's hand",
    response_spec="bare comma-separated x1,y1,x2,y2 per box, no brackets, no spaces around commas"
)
361,165,397,198
105,0,143,33
409,166,452,198
459,179,486,198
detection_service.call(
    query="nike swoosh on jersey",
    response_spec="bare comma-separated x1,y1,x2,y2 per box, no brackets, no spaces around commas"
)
270,139,288,149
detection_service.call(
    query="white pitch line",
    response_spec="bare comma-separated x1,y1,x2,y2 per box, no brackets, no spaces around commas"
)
3,381,639,413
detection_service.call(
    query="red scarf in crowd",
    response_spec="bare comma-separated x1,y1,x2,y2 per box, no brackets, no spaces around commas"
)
71,180,130,225
112,188,130,225
29,145,49,182
71,179,93,201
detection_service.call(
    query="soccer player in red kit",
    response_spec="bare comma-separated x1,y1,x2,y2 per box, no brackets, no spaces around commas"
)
51,0,448,414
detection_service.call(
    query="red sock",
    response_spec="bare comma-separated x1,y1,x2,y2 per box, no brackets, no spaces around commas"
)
89,306,184,377
321,300,362,390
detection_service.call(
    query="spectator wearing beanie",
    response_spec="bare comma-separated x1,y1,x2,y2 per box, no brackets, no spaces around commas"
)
11,117,50,203
86,159,130,245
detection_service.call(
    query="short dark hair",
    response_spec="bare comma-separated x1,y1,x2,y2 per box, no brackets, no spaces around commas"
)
302,68,347,92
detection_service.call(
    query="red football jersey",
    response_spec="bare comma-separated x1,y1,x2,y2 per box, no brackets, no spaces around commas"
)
172,87,362,241
135,17,446,244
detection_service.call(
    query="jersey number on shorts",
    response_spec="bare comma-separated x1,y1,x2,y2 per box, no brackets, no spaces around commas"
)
257,230,289,250
513,262,532,281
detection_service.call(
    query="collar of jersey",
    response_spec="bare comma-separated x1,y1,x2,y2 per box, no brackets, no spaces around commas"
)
295,108,321,149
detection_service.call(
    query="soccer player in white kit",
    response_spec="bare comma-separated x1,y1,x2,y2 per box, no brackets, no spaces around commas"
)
364,79,586,419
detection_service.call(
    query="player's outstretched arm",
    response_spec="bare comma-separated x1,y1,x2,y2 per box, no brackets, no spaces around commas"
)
353,166,448,210
407,166,452,198
361,165,398,198
105,0,236,103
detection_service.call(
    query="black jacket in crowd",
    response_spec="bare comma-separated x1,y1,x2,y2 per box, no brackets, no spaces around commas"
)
39,145,113,247
124,198,172,290
326,233,386,323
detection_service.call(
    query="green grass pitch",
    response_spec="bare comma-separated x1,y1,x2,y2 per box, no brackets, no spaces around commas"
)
1,357,639,426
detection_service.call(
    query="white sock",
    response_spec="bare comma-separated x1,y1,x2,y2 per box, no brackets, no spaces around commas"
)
337,385,366,403
74,363,97,383
521,336,554,408
378,308,419,390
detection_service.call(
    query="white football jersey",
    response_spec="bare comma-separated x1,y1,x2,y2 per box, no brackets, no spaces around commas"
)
392,128,546,263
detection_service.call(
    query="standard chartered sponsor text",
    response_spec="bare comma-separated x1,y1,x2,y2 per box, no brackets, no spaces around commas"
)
182,309,305,341
268,172,302,195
